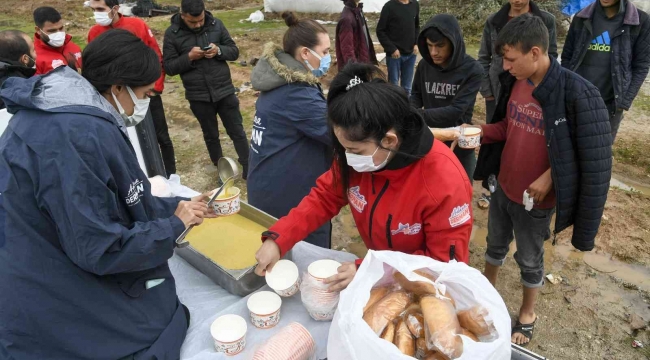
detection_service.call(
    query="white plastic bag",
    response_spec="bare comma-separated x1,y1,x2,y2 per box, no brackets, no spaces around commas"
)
327,250,511,360
247,10,265,23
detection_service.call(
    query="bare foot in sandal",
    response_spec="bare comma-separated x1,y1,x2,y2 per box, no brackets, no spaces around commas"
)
512,313,537,346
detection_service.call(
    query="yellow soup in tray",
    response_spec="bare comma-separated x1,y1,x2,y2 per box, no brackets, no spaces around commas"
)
184,214,267,270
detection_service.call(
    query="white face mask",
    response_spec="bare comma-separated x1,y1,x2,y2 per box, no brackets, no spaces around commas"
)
44,31,66,48
346,146,391,173
94,10,115,26
111,86,150,127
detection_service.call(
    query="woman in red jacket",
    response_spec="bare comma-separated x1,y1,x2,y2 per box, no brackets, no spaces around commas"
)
255,64,473,291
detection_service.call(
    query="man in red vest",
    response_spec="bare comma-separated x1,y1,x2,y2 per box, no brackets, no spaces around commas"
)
88,0,177,178
33,7,82,74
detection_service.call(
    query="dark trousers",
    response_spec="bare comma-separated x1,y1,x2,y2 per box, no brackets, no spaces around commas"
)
485,185,554,288
453,147,476,183
189,94,249,174
149,95,176,177
485,98,496,123
609,108,624,143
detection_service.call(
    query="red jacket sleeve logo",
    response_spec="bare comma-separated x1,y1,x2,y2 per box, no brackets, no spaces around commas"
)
348,186,367,213
391,223,422,236
449,204,471,228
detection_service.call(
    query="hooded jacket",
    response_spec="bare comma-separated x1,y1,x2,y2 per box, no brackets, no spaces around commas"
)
248,43,332,247
410,15,483,129
336,0,378,71
561,0,650,111
0,59,35,110
263,116,473,266
88,14,165,93
34,32,82,75
474,58,612,252
478,1,558,101
0,67,188,359
163,11,239,103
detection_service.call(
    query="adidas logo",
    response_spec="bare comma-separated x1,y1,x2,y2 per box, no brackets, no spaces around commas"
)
589,31,611,52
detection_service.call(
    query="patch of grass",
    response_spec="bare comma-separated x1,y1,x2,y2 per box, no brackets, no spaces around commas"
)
212,7,285,34
613,139,650,175
631,91,650,113
0,16,35,34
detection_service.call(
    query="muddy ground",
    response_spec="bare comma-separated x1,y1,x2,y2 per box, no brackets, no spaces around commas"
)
1,1,649,358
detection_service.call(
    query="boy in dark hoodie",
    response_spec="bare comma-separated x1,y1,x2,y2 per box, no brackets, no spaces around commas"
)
410,14,483,180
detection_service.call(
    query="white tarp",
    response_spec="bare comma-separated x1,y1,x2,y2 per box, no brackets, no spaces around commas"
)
264,0,395,13
173,242,357,360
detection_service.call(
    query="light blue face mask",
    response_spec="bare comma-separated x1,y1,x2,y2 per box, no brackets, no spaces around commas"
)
305,48,331,78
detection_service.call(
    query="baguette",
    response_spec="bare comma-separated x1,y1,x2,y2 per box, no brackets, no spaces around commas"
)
364,286,390,313
363,291,411,335
457,306,495,339
421,295,463,359
416,337,427,359
461,328,479,342
380,321,396,343
423,351,448,360
394,272,437,296
406,313,425,338
394,271,456,308
394,319,415,357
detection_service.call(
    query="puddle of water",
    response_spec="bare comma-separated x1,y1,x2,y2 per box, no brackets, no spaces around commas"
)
471,226,650,290
470,226,517,253
552,244,650,290
611,175,650,196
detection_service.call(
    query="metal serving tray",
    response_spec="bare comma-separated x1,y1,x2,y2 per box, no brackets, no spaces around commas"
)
175,201,292,297
512,344,546,360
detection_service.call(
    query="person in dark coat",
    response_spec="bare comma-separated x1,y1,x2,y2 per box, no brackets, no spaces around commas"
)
0,30,214,359
473,14,612,346
410,14,483,180
335,0,378,71
248,12,333,249
562,0,650,142
163,0,249,177
478,0,557,123
376,0,420,94
0,30,37,110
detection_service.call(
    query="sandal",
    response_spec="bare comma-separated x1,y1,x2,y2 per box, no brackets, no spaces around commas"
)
512,316,538,347
477,194,491,210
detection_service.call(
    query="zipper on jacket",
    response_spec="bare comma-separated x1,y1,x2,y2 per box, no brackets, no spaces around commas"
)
547,128,561,242
449,245,456,261
371,173,376,194
386,214,393,248
368,180,389,243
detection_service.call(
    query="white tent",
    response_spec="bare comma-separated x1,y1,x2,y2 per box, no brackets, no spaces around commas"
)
263,0,395,14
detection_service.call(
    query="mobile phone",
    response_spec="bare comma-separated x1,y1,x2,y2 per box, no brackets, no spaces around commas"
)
202,45,213,51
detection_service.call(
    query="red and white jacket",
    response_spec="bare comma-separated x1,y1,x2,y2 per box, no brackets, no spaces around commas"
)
34,33,82,75
265,124,473,266
88,15,166,93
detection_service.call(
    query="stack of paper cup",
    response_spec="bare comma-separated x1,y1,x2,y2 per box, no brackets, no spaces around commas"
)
251,322,316,360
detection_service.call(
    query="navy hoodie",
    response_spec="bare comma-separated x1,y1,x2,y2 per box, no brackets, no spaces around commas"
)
247,43,332,248
410,15,483,128
0,67,188,359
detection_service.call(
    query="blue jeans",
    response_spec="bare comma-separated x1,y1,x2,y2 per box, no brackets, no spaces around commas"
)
386,53,417,95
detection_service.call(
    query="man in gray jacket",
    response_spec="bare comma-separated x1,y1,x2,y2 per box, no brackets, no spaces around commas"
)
478,0,557,122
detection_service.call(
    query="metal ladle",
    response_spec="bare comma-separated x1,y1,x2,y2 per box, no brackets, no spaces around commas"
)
175,157,241,248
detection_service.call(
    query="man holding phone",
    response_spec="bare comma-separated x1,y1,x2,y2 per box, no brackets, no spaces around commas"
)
163,0,249,178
